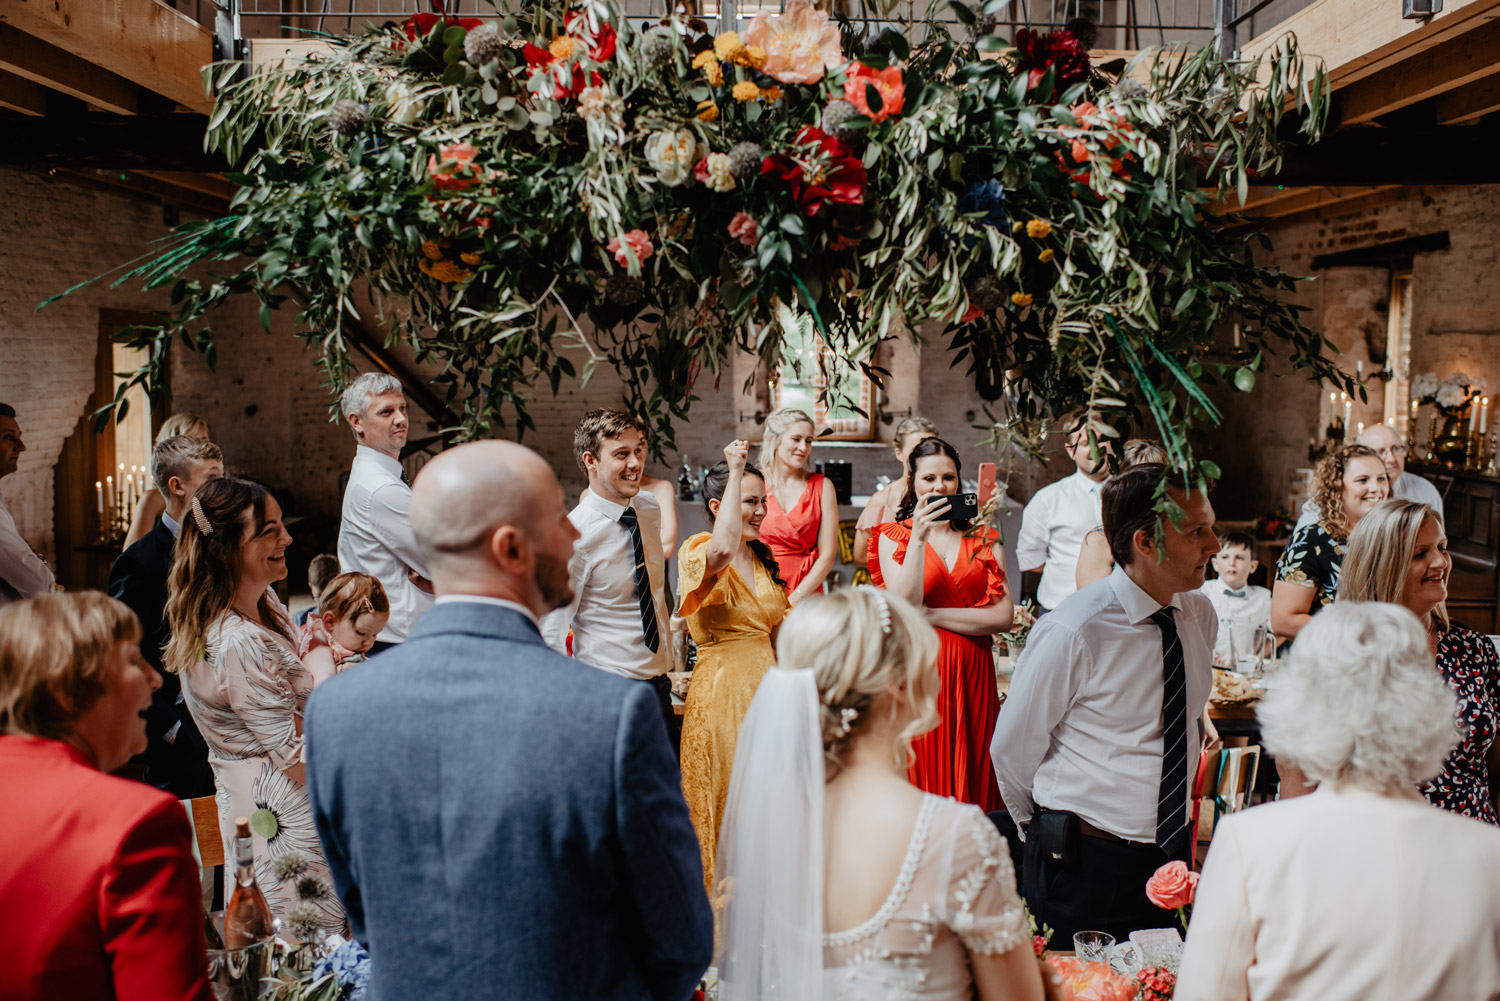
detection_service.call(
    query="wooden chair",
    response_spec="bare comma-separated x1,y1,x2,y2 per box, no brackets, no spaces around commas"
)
182,795,225,868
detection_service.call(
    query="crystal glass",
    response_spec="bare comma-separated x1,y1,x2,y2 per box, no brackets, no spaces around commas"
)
1073,930,1116,965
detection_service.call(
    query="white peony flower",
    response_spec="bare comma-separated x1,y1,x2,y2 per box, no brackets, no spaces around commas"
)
1411,372,1439,399
1436,383,1467,409
703,153,735,192
386,81,422,125
1451,371,1473,388
644,128,701,187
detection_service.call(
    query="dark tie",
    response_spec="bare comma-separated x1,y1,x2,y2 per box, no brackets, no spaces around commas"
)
618,507,660,653
1150,607,1189,858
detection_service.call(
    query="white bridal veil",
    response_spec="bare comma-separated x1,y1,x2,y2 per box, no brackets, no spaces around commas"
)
716,666,826,1001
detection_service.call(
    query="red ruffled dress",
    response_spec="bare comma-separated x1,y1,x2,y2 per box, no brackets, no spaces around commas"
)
760,473,828,595
869,521,1006,811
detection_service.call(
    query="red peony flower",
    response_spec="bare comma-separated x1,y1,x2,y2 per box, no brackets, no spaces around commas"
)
521,43,601,100
762,126,867,218
402,3,483,44
565,10,617,62
843,63,905,124
1012,28,1091,91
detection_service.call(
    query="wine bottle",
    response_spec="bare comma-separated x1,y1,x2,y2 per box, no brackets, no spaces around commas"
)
223,817,275,949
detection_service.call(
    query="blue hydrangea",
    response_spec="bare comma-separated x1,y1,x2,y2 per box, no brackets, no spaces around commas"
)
314,940,370,1001
956,179,1007,230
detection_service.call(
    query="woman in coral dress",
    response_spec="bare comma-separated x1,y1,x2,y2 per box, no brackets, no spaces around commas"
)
758,406,839,603
871,438,1013,811
678,442,790,898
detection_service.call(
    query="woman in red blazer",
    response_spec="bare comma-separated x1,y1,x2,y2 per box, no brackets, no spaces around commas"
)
0,591,210,1001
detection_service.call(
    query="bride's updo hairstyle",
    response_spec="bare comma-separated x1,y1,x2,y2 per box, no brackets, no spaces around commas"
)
777,587,941,779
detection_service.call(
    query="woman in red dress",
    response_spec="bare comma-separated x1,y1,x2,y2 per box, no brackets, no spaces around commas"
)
758,407,839,604
870,437,1014,810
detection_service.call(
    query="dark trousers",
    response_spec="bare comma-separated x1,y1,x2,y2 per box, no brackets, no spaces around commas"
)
1021,809,1189,946
647,673,682,760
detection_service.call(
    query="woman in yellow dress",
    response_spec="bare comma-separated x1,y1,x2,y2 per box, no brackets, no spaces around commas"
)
678,440,790,899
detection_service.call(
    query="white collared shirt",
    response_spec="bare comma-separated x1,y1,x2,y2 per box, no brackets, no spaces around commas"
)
338,445,433,643
434,594,540,630
162,510,182,539
540,488,670,681
992,565,1216,842
1015,470,1105,610
1295,470,1444,531
1199,579,1272,667
0,488,53,606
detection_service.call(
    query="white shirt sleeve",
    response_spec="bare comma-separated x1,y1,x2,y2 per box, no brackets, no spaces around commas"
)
0,510,54,600
539,547,589,654
990,616,1090,830
1014,487,1054,573
367,480,432,580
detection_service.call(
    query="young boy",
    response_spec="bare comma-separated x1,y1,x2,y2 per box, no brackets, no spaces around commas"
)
1200,532,1273,667
297,553,340,627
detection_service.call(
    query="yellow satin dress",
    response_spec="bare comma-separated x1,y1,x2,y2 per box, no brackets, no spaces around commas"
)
677,532,790,901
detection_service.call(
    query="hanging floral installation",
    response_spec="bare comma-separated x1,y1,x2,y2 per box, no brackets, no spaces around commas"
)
46,0,1341,479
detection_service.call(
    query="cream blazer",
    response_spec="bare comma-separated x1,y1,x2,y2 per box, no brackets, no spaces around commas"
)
1177,784,1500,1001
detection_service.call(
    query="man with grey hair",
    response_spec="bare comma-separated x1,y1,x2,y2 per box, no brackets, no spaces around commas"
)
0,402,54,606
336,372,432,649
307,440,713,1001
108,433,223,798
1295,422,1443,531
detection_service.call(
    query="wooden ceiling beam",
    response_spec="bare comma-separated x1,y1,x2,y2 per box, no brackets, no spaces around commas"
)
0,23,139,115
1218,186,1401,222
1337,15,1500,125
1,0,215,113
1434,74,1500,124
0,68,48,116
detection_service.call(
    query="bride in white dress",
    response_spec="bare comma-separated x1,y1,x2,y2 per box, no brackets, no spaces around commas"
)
716,587,1053,1001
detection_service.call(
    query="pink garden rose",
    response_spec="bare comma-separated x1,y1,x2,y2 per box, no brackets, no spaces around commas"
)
743,1,842,85
1144,860,1199,910
728,211,759,247
606,229,654,268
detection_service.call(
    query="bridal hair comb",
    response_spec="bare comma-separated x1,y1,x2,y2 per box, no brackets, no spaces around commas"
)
836,706,860,737
191,496,214,535
856,585,892,636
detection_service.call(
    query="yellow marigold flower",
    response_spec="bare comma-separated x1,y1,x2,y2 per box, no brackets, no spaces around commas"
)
427,259,471,283
1026,219,1052,238
696,99,720,122
459,252,481,265
714,32,746,61
549,35,576,60
732,80,761,102
738,45,767,69
692,49,716,69
421,240,444,261
1011,291,1033,307
1011,220,1023,233
702,59,723,86
1038,248,1055,263
760,85,783,101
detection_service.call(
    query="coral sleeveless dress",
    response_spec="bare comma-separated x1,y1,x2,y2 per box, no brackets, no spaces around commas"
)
760,473,827,594
869,522,1006,812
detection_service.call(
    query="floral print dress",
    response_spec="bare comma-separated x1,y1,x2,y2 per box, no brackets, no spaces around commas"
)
181,601,346,934
1274,521,1345,651
1422,627,1500,825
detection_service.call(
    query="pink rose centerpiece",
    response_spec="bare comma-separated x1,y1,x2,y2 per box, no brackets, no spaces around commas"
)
1145,860,1199,930
743,0,842,85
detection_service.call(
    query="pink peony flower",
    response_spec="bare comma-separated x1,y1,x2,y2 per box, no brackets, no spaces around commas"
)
728,211,759,247
1145,860,1199,910
843,63,905,123
742,1,842,85
606,229,654,268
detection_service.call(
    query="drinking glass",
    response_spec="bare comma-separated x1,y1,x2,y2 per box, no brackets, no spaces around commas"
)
1073,930,1116,965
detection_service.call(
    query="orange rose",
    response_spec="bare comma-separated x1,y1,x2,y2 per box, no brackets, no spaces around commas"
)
1144,860,1199,910
843,63,905,124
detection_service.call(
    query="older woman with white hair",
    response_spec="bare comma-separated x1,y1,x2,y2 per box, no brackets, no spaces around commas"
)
1176,602,1500,1001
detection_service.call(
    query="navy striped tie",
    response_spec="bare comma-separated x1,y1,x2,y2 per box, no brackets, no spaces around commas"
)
1150,606,1189,858
618,507,660,654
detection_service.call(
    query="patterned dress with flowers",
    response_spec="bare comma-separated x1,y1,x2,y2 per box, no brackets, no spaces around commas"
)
181,599,346,935
1273,520,1345,639
1422,626,1500,825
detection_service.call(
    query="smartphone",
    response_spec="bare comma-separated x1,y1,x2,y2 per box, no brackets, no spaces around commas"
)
924,492,979,522
977,462,997,507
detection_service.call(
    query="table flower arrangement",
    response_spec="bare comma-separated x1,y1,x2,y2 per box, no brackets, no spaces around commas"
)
49,0,1340,483
1048,956,1139,1001
1134,965,1177,1001
1412,372,1486,462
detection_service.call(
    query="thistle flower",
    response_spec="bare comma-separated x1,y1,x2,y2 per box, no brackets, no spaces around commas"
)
605,273,645,305
965,276,1006,312
296,874,332,901
329,100,368,138
727,142,764,181
820,99,860,142
1113,77,1147,102
286,903,322,942
272,851,311,882
640,29,674,66
463,23,506,66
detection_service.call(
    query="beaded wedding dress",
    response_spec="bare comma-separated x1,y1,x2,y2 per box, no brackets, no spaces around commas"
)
716,668,1031,1001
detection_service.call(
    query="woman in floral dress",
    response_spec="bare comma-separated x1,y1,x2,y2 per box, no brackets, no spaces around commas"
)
166,477,345,935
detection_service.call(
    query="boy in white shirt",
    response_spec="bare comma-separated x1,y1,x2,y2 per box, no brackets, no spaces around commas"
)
1200,531,1272,668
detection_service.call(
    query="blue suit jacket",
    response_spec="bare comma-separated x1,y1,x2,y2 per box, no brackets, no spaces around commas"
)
305,600,712,1001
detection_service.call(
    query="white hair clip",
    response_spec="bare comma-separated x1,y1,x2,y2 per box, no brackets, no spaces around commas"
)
191,495,213,536
836,706,859,737
856,585,892,636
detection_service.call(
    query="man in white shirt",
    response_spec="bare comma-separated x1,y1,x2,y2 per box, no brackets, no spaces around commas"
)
1296,422,1443,531
1015,416,1110,611
992,463,1220,943
542,410,676,744
337,373,433,649
0,403,54,606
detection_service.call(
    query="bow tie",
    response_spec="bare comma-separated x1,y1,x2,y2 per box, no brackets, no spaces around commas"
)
1222,588,1246,598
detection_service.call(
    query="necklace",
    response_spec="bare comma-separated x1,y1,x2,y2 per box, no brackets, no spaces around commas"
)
931,531,958,569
